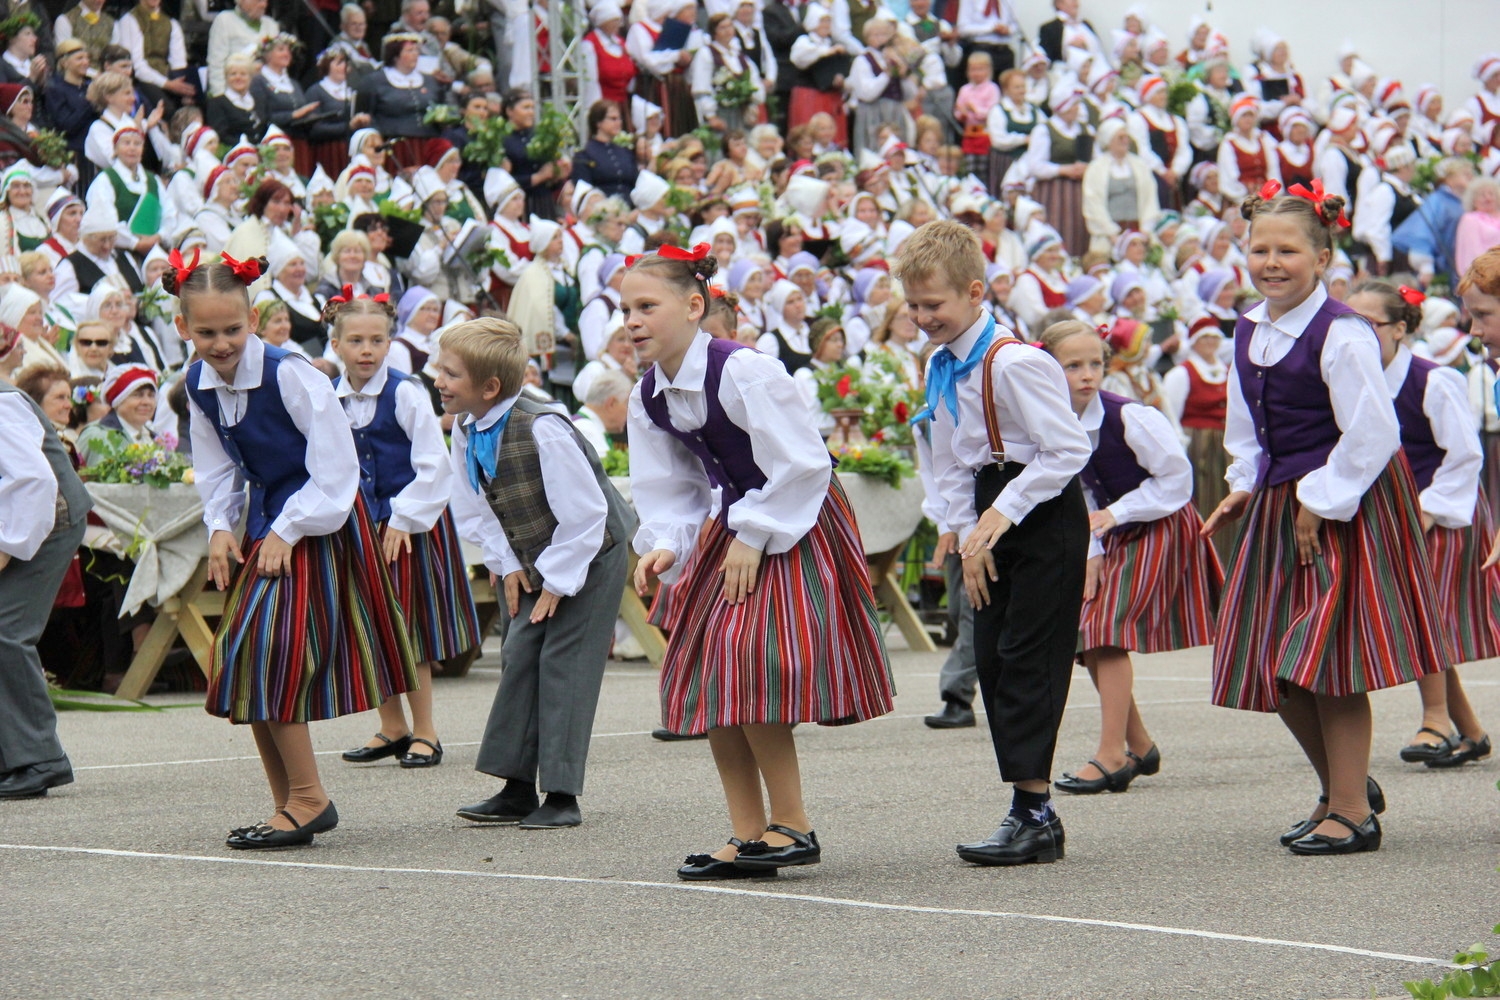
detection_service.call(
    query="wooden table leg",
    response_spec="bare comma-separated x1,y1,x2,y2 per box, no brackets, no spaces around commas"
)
113,559,211,700
439,572,498,678
620,552,667,667
867,545,937,654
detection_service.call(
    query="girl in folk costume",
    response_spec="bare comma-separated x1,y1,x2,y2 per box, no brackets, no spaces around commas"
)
257,232,327,356
1346,282,1492,772
1162,317,1230,528
782,251,825,313
485,177,530,311
848,17,914,159
39,190,81,268
83,123,170,257
427,141,484,226
193,165,243,257
953,51,1001,184
627,246,893,880
259,126,306,201
1129,76,1190,211
1245,31,1307,137
330,295,481,771
756,278,813,373
1216,95,1280,204
692,13,766,139
863,290,922,388
1466,54,1500,142
731,187,767,258
1276,109,1316,190
1184,57,1233,164
580,4,635,111
563,181,604,277
1038,321,1221,796
1023,83,1093,258
1010,231,1071,332
627,0,701,139
0,165,48,254
388,286,442,380
1201,186,1448,856
578,253,628,363
726,257,769,339
173,253,418,850
789,4,851,150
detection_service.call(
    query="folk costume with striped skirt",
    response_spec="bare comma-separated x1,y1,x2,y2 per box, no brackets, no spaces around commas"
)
334,363,481,665
1211,288,1447,714
630,332,895,737
1078,391,1222,655
185,338,418,725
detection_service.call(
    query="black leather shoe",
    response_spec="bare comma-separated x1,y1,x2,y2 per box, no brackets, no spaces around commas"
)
1288,812,1381,855
1279,777,1386,846
1399,727,1454,763
341,733,412,763
1425,734,1492,769
398,738,443,768
519,794,582,829
733,824,821,870
226,802,338,850
924,700,976,729
651,728,709,741
0,756,74,799
679,839,781,881
1126,744,1161,776
1055,758,1135,795
456,789,540,823
957,815,1063,866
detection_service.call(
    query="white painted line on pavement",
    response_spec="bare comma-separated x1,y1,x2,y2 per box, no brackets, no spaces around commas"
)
0,843,1448,969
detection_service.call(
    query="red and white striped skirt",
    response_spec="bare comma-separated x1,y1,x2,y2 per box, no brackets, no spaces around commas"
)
1211,458,1448,713
1080,504,1222,655
657,476,895,735
1424,491,1500,665
385,510,483,665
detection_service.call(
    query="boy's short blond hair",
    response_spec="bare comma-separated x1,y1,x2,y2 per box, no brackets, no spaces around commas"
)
891,219,985,296
438,317,529,397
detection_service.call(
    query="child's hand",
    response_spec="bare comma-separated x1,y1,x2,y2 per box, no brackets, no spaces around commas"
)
0,551,11,575
1294,506,1322,566
929,530,958,568
1421,512,1435,533
529,587,563,623
1084,554,1102,601
1088,509,1116,537
208,530,243,590
1201,490,1250,538
503,569,532,617
960,508,1013,559
719,539,762,605
256,531,294,579
634,548,675,595
382,526,412,564
962,550,997,609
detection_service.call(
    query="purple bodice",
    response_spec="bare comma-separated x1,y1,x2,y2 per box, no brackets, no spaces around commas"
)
1393,355,1443,493
1080,391,1152,509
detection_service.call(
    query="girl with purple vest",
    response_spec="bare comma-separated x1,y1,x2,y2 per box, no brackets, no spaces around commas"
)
1037,321,1222,796
627,243,895,882
174,253,417,851
1201,185,1447,856
328,294,482,771
1346,281,1493,771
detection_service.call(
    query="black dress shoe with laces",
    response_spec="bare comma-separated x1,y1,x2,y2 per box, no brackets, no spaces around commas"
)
1055,758,1135,795
732,824,821,870
679,839,781,881
957,815,1064,866
341,733,412,763
226,802,338,850
924,700,976,729
1288,812,1381,855
1279,776,1386,846
0,756,74,799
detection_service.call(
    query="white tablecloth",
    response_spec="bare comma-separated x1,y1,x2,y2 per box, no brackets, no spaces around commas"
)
84,483,208,618
835,472,926,555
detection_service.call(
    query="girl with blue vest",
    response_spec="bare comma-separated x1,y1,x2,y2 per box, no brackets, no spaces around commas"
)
1201,185,1447,856
628,244,895,882
1346,281,1493,770
173,252,417,851
1037,321,1222,796
329,293,481,770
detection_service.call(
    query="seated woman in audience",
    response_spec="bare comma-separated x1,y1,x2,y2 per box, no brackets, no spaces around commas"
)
66,318,113,378
203,55,268,146
76,362,158,466
192,164,242,257
316,229,380,301
305,49,372,154
252,34,319,139
354,35,441,166
257,232,329,356
863,291,922,389
573,317,639,406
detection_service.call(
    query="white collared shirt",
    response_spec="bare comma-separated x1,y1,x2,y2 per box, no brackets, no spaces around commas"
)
1223,284,1400,521
627,330,833,580
928,312,1093,541
1383,344,1481,529
335,362,453,534
446,393,610,596
0,392,60,561
1079,392,1193,528
259,66,294,93
382,65,423,88
187,335,360,544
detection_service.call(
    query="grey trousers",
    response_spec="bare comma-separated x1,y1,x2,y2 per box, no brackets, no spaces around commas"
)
474,541,628,796
937,553,978,707
0,517,85,772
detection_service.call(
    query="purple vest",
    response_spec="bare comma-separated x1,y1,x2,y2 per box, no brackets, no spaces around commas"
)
185,345,311,541
867,51,903,102
1080,391,1151,509
337,368,419,524
1233,296,1364,488
640,339,770,521
1393,354,1443,493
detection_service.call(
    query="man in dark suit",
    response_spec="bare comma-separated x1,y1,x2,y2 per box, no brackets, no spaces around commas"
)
762,0,802,135
1036,0,1103,65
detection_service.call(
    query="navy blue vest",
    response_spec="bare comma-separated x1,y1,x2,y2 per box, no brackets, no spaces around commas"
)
1080,391,1152,509
185,344,312,541
337,368,419,524
1393,354,1443,494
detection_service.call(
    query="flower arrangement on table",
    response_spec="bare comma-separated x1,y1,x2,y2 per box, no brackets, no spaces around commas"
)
812,359,921,486
77,434,194,489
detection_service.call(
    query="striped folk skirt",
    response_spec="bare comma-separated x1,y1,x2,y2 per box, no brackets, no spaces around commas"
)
1186,425,1232,562
1210,458,1448,713
207,495,419,724
1034,176,1088,257
385,510,482,664
1424,493,1500,665
1080,504,1222,655
657,476,895,735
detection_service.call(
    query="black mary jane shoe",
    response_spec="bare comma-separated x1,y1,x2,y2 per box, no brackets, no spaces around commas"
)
651,728,709,742
341,733,412,763
1126,744,1161,776
679,839,781,881
1425,734,1492,769
1055,758,1135,795
1399,727,1454,764
956,815,1064,866
732,824,821,870
398,737,443,769
226,802,339,851
1279,777,1386,847
1288,812,1381,856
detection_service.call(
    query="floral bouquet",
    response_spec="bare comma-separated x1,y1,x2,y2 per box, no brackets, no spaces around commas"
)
78,434,193,489
830,444,913,489
713,66,758,110
32,128,71,168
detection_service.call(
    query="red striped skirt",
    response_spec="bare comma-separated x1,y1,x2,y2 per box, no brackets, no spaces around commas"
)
788,87,848,149
1080,504,1222,655
1424,492,1500,665
658,476,895,735
1034,176,1088,258
207,494,418,724
385,510,483,664
1210,458,1448,713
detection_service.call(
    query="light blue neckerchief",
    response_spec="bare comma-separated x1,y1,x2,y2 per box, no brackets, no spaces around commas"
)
464,408,513,493
910,315,995,426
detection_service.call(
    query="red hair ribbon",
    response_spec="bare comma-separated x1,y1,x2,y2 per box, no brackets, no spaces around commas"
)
328,283,356,305
624,253,643,268
219,252,263,285
372,293,390,304
709,287,726,298
1095,323,1110,336
167,247,200,288
1286,179,1352,228
1258,180,1282,200
1398,285,1426,307
656,242,712,263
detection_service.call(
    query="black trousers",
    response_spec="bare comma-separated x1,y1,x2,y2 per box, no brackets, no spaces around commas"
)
971,463,1088,784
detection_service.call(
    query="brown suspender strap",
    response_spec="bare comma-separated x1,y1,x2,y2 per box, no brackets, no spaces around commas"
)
979,336,1024,464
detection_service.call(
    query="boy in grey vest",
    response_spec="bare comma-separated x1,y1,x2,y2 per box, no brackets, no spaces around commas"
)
438,319,635,829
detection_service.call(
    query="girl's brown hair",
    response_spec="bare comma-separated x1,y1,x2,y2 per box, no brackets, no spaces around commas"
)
324,295,396,338
1350,281,1423,333
163,259,268,319
1239,190,1346,255
1037,319,1106,358
627,249,721,303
